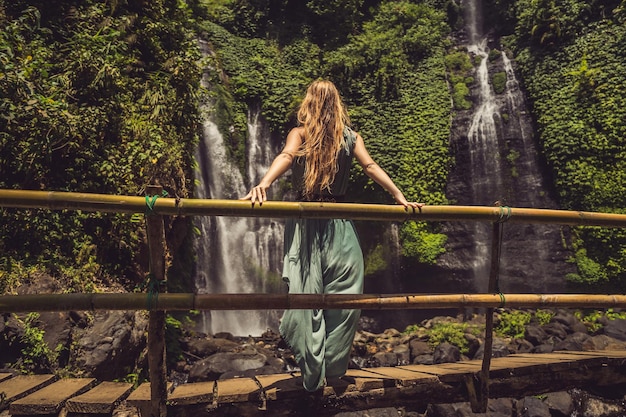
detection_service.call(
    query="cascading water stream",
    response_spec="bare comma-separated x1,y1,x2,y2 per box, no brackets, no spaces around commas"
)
194,45,283,335
466,37,502,289
438,0,573,294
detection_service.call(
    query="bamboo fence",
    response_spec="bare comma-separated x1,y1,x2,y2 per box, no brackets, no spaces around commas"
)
2,189,626,226
3,187,626,414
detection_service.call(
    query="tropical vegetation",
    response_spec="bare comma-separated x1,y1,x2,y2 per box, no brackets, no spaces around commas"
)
1,0,626,297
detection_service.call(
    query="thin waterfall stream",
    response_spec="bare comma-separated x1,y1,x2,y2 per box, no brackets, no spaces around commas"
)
193,107,283,336
194,46,283,336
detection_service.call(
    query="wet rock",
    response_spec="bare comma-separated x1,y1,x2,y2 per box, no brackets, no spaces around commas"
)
516,396,551,417
473,339,509,359
433,342,460,364
73,311,147,381
409,338,431,358
509,338,534,353
184,336,240,357
372,351,399,367
532,343,554,353
413,354,434,365
525,325,548,346
602,319,626,341
393,344,410,365
544,391,574,417
188,345,267,381
553,332,591,351
542,322,569,340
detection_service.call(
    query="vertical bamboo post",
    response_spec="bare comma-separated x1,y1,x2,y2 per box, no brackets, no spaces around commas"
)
473,221,502,412
145,185,167,417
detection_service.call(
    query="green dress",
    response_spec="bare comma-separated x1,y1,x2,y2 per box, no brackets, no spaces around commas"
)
279,128,364,392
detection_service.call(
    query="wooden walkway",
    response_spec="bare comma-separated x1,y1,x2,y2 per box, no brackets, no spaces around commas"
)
2,350,626,416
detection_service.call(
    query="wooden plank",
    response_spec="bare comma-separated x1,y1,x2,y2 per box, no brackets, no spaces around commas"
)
126,382,173,405
511,353,605,369
358,366,438,387
0,374,56,410
255,374,302,401
10,377,95,415
65,381,133,414
556,349,626,359
0,373,13,383
344,369,394,391
397,363,474,383
168,381,215,406
216,378,260,403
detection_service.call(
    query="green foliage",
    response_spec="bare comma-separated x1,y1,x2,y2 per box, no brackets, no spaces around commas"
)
534,309,554,325
427,321,469,353
364,244,388,276
204,1,452,264
492,71,507,94
0,0,203,286
575,308,626,333
566,247,608,285
514,0,590,46
515,14,626,288
445,50,473,110
165,315,184,368
496,310,532,338
505,149,520,178
400,222,447,264
16,313,56,373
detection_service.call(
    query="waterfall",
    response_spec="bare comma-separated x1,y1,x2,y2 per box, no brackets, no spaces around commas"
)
437,0,574,294
194,47,283,336
465,38,502,290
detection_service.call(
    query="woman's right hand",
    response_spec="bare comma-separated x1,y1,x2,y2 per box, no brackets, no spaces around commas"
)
241,184,269,205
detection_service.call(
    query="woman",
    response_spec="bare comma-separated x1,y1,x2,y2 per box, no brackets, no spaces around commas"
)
243,80,422,391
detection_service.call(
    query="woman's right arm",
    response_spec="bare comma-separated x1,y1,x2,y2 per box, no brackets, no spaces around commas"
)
241,127,303,204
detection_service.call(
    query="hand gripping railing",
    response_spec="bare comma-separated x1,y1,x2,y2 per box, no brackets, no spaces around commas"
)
2,188,626,415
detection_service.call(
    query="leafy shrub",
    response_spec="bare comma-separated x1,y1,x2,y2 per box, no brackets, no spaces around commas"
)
534,309,554,325
496,310,532,339
492,71,507,94
427,321,469,353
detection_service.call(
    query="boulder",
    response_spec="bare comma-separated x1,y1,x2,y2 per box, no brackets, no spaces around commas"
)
433,342,460,364
73,310,147,381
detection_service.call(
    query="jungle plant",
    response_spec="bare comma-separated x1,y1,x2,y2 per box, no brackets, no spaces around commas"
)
495,310,532,339
16,313,57,373
427,321,470,354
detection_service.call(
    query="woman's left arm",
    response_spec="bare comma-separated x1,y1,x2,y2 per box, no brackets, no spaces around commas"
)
353,132,423,209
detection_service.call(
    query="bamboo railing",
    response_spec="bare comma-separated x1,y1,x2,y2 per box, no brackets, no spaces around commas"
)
2,188,626,415
3,292,626,312
2,189,626,226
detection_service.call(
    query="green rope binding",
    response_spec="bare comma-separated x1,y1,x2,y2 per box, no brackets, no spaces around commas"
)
136,273,166,310
496,205,512,223
144,189,169,215
498,292,506,308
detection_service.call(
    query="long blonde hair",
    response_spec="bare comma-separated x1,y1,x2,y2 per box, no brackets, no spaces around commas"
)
296,80,350,197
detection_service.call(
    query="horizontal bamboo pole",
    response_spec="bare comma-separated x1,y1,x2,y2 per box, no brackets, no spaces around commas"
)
1,189,626,226
2,293,626,313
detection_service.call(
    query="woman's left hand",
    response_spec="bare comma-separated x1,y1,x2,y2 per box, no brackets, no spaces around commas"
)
393,193,424,210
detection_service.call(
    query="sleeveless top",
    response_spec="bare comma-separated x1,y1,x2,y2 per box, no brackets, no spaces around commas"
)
291,127,357,201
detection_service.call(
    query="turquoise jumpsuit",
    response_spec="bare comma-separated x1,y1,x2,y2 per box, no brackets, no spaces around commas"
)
279,128,364,392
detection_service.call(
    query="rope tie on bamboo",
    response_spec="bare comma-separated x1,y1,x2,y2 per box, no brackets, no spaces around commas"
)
136,273,166,310
145,190,169,215
496,205,512,223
